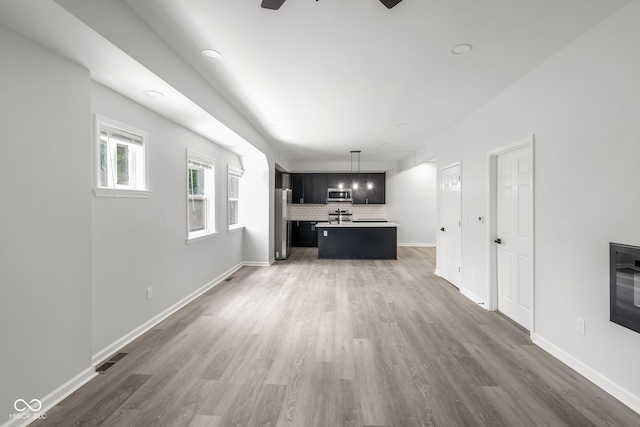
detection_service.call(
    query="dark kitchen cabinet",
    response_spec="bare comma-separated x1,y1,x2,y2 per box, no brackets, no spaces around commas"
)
292,174,305,204
275,170,291,189
291,173,327,204
327,173,354,190
291,221,318,247
353,172,386,204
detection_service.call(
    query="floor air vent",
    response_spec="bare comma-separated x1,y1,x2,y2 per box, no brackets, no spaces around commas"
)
109,352,128,362
224,277,234,282
96,362,116,373
96,352,128,374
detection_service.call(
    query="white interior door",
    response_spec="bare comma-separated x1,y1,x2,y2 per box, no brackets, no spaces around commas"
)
440,164,461,288
496,146,533,330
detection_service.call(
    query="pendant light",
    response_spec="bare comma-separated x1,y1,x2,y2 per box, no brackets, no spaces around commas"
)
350,150,361,190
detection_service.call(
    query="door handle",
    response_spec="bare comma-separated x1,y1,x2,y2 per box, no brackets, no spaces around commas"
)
440,227,445,232
494,238,502,244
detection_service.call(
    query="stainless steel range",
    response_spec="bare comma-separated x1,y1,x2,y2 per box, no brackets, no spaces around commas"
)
328,209,352,224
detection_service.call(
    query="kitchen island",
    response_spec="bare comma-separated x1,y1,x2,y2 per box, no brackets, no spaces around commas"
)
316,222,398,260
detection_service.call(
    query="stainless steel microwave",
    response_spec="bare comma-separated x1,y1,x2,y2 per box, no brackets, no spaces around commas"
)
327,188,352,202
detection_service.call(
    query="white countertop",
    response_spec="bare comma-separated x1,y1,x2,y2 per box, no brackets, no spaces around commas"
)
315,221,398,228
288,217,327,222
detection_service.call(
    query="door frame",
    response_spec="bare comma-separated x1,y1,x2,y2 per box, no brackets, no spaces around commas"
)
486,135,535,337
436,161,462,287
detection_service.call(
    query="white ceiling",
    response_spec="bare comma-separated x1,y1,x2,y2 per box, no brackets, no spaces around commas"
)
2,0,632,167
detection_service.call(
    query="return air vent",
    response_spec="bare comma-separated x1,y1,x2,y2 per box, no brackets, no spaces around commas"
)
96,362,116,373
109,352,128,362
96,352,128,374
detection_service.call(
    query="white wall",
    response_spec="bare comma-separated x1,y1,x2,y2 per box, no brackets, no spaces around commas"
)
90,82,245,356
386,162,437,246
289,159,394,173
0,24,93,418
415,1,640,411
241,153,272,265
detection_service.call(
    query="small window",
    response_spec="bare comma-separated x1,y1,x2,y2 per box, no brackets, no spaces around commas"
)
94,115,150,198
187,150,216,241
228,165,243,230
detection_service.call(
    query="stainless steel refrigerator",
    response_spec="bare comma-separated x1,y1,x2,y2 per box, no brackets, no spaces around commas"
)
274,188,292,259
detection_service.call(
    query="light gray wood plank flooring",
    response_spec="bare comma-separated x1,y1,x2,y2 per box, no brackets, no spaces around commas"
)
32,247,640,427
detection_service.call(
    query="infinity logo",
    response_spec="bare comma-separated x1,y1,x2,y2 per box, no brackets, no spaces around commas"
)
14,399,42,412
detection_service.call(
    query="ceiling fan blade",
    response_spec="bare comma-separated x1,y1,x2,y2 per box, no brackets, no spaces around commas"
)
379,0,403,9
261,0,286,10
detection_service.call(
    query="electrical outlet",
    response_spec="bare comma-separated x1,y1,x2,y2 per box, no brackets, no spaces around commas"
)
146,287,152,301
576,317,585,335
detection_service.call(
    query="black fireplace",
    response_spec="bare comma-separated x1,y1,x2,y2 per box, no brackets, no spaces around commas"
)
610,243,640,334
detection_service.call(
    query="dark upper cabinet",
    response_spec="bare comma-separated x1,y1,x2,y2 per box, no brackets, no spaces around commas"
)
275,171,291,189
310,174,328,204
291,173,327,204
292,174,305,204
353,172,386,204
327,173,355,190
293,172,384,204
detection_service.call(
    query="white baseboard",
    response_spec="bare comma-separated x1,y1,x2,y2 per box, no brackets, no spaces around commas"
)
434,269,442,277
1,367,97,427
92,262,244,366
398,243,436,247
533,333,640,415
460,287,488,309
243,261,272,267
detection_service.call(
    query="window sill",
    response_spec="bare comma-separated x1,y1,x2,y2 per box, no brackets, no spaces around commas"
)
228,226,244,234
186,231,218,244
93,188,152,199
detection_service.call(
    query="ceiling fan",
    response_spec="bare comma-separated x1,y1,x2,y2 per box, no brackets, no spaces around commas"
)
261,0,403,10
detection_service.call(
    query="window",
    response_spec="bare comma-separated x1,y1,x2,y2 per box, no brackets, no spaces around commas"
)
187,150,216,241
94,115,150,198
228,165,243,230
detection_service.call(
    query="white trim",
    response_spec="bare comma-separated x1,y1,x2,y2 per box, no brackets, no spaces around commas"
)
533,333,640,415
92,263,243,366
460,287,488,308
227,164,243,177
185,231,218,244
1,367,97,427
434,268,442,277
227,226,244,233
486,134,535,338
227,164,242,229
187,149,215,168
243,261,272,267
93,188,152,198
437,161,462,288
398,243,436,247
93,114,150,196
186,149,216,241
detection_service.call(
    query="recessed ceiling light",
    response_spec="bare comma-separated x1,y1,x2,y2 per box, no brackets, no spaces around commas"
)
202,49,222,60
143,90,164,98
451,44,472,55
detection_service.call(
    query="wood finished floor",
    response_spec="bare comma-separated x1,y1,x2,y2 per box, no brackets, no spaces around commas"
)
33,247,640,427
